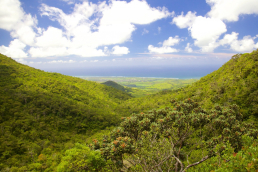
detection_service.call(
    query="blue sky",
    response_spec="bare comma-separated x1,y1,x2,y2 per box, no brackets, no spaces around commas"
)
0,0,258,76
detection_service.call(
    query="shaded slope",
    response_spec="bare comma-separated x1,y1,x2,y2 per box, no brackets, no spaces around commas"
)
0,53,131,169
120,50,258,120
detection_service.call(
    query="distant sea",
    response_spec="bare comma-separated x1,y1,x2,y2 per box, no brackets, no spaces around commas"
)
62,65,221,79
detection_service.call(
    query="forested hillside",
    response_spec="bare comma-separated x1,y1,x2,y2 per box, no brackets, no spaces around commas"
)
0,53,131,170
119,50,258,122
102,80,129,92
1,50,258,171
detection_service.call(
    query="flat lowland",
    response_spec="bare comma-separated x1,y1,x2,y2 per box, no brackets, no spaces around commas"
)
79,76,199,97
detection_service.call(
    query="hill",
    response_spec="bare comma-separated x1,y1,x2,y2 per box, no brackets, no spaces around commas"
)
102,80,128,92
0,53,132,170
119,50,258,122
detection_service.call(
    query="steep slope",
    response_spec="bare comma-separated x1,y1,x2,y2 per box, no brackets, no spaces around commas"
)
0,53,131,169
120,50,258,120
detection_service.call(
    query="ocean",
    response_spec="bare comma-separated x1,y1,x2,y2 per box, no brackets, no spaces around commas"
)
58,65,221,79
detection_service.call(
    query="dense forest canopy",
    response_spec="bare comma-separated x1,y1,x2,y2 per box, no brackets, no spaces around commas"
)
119,50,258,124
0,53,131,171
0,49,258,171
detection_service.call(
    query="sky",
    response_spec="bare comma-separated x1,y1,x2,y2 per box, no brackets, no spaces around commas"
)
0,0,258,77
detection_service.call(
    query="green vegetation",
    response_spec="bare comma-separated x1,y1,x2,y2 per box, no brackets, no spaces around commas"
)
0,53,131,171
102,80,130,93
91,99,258,171
118,50,258,123
1,49,258,171
82,76,198,97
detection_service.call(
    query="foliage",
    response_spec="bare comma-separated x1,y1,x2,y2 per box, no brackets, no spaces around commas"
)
102,80,129,93
189,135,258,172
91,98,258,171
0,53,131,170
118,49,258,123
1,49,258,171
84,76,198,97
56,143,106,172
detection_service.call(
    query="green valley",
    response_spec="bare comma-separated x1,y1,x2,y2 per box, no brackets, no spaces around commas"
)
81,76,198,97
0,50,258,171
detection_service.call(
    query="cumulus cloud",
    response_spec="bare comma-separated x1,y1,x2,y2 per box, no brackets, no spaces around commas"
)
173,11,227,52
172,0,258,52
148,45,178,54
172,11,196,28
99,0,172,26
28,47,68,57
207,0,258,22
0,39,28,58
36,0,171,57
220,32,258,52
0,0,24,31
185,43,193,53
1,0,172,58
148,36,180,54
35,26,70,47
0,0,37,46
190,16,227,52
112,45,130,55
162,36,180,46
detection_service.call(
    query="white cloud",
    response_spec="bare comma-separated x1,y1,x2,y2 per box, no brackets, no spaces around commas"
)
112,45,130,55
35,26,69,47
190,16,227,52
148,36,182,54
100,0,172,26
148,36,180,54
48,60,75,63
0,39,28,58
61,0,75,5
207,0,258,22
142,28,149,35
162,36,180,46
0,0,24,31
0,0,37,46
28,47,68,57
171,0,258,53
37,0,171,57
220,32,258,52
148,45,178,54
172,11,196,28
15,58,27,64
185,43,193,53
172,12,227,52
68,46,107,57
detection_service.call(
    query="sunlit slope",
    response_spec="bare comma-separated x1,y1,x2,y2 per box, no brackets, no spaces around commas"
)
0,53,132,131
120,50,258,119
0,53,132,167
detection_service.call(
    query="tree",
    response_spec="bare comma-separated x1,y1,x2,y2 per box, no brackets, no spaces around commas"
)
57,143,106,172
91,98,258,171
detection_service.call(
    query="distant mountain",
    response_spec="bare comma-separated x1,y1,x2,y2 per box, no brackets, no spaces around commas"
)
0,53,132,169
120,50,258,121
102,80,127,92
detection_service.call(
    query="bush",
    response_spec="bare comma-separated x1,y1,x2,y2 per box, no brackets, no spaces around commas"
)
57,143,106,172
91,98,258,171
